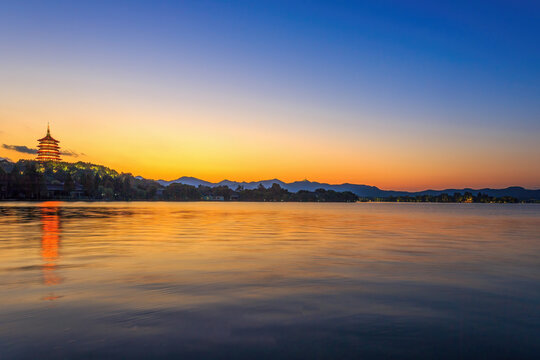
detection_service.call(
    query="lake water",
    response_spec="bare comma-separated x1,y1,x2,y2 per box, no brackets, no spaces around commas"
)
1,202,539,359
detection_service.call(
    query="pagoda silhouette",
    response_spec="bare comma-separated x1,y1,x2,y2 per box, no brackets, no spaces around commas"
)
37,124,61,162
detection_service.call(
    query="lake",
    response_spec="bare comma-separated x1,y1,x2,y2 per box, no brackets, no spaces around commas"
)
1,202,539,359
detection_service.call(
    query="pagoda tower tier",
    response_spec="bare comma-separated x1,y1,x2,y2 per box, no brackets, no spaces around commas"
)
37,124,61,162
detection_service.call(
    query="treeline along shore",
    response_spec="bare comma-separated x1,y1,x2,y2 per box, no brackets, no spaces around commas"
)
0,160,531,203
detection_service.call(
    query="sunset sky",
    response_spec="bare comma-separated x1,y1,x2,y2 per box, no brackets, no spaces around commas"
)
1,0,539,190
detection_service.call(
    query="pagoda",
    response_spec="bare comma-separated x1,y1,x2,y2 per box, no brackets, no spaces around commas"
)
37,124,61,162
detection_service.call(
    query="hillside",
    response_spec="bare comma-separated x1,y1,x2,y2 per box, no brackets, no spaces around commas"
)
0,159,161,200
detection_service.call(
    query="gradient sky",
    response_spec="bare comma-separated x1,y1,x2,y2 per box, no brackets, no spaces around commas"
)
0,0,539,190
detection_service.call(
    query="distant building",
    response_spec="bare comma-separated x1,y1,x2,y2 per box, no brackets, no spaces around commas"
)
45,183,65,198
37,124,61,162
202,195,225,201
45,182,84,199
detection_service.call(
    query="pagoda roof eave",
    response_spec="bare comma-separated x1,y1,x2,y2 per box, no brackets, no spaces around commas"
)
37,135,59,142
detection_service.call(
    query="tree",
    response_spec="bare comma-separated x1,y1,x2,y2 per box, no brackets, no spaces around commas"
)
122,176,132,200
82,172,96,198
63,173,75,195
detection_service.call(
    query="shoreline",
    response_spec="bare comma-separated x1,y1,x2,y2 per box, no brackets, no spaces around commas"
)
1,199,537,204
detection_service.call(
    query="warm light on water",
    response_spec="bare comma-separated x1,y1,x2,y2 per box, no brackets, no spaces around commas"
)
1,202,539,358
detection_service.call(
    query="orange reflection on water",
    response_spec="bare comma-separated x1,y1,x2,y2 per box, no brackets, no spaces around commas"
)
40,201,62,286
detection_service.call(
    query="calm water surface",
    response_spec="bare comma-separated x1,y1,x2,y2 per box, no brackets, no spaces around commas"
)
1,202,539,359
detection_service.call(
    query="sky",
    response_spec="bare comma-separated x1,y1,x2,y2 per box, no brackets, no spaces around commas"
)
0,0,539,190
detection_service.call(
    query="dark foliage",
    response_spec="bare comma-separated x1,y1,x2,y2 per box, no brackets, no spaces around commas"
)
236,184,358,202
0,160,160,200
361,191,520,203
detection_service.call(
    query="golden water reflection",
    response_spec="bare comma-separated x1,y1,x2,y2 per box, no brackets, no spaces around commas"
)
40,201,62,288
0,202,539,358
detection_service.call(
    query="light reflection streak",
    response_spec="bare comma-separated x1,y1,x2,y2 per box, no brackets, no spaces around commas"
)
40,201,62,289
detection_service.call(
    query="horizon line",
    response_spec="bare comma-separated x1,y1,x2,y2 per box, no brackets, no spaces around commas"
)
2,157,539,192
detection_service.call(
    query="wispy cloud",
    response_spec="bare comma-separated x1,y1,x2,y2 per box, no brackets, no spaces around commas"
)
2,144,85,158
2,144,38,154
61,149,85,158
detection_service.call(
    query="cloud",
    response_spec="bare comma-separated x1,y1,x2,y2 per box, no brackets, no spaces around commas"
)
2,144,85,158
61,149,85,158
2,144,38,154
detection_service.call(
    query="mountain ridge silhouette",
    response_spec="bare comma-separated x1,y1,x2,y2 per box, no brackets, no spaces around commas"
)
157,176,540,200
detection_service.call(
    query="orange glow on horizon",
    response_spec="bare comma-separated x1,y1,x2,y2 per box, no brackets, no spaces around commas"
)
1,105,539,191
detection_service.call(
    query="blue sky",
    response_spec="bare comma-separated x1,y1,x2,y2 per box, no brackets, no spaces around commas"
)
1,0,539,188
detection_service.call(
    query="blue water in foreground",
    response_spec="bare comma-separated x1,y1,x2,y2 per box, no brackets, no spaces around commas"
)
1,202,539,359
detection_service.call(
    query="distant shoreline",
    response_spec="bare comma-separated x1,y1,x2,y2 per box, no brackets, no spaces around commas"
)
1,199,538,204
1,159,538,203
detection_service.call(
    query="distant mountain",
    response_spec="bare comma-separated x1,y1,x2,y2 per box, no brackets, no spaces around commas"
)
157,177,407,197
284,181,399,198
156,176,540,200
157,176,214,188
